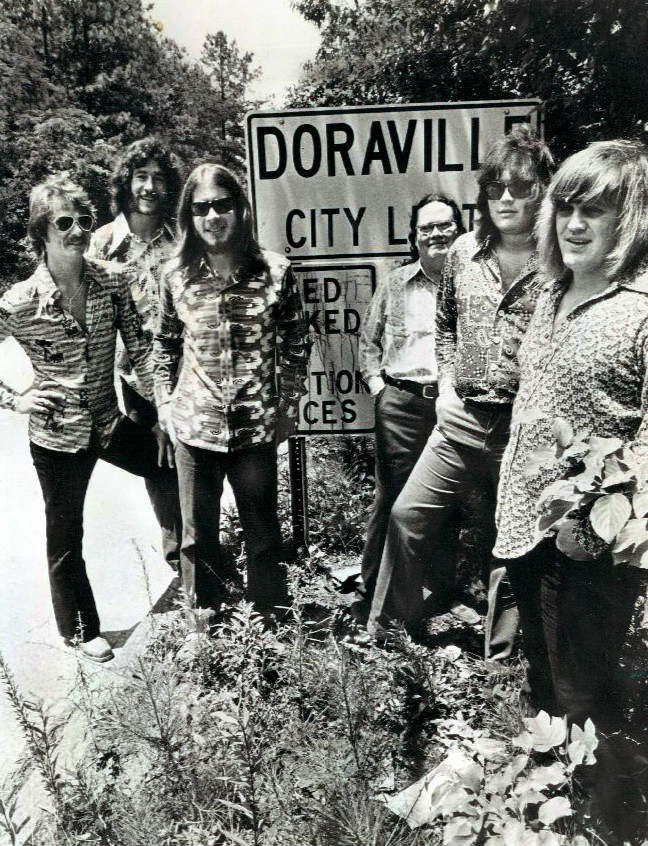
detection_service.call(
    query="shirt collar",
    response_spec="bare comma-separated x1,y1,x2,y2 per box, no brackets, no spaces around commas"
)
34,259,105,305
108,212,174,256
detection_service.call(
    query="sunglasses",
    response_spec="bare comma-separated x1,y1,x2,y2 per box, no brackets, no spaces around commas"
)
485,179,538,200
416,221,456,236
191,197,235,217
52,214,94,233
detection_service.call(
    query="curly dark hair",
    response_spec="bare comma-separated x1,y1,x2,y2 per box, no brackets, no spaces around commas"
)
110,137,183,219
475,125,555,243
408,193,465,260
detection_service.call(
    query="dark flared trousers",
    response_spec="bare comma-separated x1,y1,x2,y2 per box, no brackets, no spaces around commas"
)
30,417,179,641
369,390,518,659
507,543,648,840
175,439,289,612
361,383,439,599
121,378,182,570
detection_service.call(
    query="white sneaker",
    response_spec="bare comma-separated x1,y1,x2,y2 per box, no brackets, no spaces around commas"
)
78,636,114,663
449,602,480,626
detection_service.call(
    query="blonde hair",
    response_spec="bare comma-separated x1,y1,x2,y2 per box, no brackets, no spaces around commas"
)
537,139,648,280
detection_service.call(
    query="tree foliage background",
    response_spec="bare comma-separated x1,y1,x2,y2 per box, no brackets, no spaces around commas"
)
289,0,648,162
0,0,257,287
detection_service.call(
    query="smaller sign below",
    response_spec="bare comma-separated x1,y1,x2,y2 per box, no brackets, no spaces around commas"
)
295,263,376,434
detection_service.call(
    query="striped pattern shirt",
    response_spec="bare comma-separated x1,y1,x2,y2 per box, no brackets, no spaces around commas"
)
153,249,309,452
0,260,154,452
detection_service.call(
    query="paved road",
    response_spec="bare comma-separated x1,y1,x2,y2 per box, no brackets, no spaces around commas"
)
0,340,229,837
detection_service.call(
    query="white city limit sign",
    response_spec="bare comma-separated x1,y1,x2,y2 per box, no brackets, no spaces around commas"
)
247,100,542,260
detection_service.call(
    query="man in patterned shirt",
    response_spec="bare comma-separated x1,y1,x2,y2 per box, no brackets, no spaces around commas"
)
369,128,554,658
153,163,309,617
358,194,464,613
0,175,174,662
88,137,183,571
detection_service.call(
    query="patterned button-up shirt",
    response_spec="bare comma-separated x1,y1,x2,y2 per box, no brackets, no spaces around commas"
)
495,271,648,559
88,213,175,393
0,260,153,452
436,232,544,404
360,260,439,387
152,249,309,453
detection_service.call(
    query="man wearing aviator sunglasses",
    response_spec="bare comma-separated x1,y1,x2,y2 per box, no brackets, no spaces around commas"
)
153,163,309,622
0,174,175,664
369,127,555,661
88,138,184,577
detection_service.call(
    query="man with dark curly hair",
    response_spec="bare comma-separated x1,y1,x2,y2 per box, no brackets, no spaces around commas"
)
88,137,183,571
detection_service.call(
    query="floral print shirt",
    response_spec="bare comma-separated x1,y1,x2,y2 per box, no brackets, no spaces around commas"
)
88,213,175,393
360,260,439,386
152,249,309,453
495,270,648,559
0,260,153,452
436,232,544,404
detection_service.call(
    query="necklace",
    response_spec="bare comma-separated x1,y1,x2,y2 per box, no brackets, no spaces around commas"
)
66,280,86,308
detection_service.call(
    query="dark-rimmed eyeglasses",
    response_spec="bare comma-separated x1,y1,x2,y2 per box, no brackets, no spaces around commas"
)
52,214,94,233
485,179,538,201
416,221,457,236
191,197,235,217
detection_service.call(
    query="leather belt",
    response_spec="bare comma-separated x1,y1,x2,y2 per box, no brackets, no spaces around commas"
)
384,374,438,400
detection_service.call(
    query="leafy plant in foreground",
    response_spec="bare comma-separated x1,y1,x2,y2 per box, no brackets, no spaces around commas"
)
527,416,648,564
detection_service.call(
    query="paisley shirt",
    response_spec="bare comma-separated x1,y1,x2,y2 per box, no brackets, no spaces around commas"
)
359,260,439,388
0,260,152,452
152,249,309,452
495,271,648,559
88,213,175,393
436,232,544,403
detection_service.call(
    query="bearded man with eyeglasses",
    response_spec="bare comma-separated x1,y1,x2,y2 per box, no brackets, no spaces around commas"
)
356,194,464,617
368,127,555,659
152,164,309,620
0,174,174,662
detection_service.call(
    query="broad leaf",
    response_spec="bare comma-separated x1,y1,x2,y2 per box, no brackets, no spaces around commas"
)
524,447,558,477
601,469,635,489
443,815,482,846
587,435,624,462
538,796,572,825
472,737,508,762
612,518,648,554
514,763,566,794
552,417,574,449
574,466,603,493
568,719,598,767
522,711,567,752
537,478,578,506
589,493,632,543
633,490,648,518
537,499,577,534
556,521,594,561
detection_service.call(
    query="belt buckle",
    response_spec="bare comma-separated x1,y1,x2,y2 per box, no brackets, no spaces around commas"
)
422,384,437,400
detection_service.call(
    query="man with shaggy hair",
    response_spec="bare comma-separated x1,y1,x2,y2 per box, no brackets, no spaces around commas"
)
153,163,309,619
0,174,173,662
88,137,183,571
369,127,555,659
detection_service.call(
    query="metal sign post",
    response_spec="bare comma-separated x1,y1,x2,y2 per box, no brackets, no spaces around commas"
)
288,435,309,548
